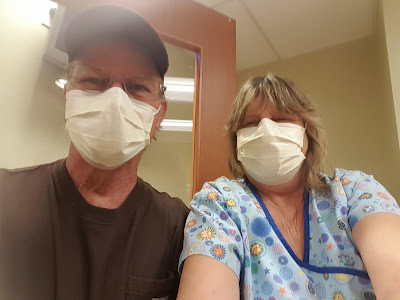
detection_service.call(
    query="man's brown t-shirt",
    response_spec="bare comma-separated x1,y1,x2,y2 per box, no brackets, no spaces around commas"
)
0,159,189,300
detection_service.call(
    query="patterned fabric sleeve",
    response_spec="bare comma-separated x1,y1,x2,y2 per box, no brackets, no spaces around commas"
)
178,178,244,279
336,169,400,230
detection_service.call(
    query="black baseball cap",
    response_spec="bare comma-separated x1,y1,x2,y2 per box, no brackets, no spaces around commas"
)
64,5,169,79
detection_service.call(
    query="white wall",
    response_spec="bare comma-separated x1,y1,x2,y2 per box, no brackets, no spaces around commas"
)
0,0,70,168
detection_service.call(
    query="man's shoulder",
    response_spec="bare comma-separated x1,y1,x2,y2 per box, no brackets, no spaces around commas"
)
0,160,63,198
0,160,59,178
138,177,189,217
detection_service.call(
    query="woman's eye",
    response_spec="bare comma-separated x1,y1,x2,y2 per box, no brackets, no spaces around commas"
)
274,115,298,122
242,120,259,128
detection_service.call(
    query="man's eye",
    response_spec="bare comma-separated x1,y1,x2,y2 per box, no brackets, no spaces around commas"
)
126,84,150,93
78,77,108,87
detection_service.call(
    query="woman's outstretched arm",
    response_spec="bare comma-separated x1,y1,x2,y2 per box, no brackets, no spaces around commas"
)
353,213,400,300
177,255,240,300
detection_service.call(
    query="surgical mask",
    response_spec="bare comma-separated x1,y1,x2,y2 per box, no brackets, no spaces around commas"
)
65,87,160,170
237,118,306,185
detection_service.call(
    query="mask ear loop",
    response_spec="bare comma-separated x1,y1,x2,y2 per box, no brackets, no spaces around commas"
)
300,122,307,152
153,102,164,132
154,104,162,115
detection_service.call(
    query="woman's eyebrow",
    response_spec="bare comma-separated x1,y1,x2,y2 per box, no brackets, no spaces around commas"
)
243,110,261,118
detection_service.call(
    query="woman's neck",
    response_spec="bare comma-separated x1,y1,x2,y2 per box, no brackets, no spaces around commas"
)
249,171,305,208
249,172,306,260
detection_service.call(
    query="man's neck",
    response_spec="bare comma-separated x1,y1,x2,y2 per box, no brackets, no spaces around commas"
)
66,145,141,209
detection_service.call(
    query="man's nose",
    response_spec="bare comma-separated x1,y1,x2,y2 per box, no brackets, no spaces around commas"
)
110,81,124,89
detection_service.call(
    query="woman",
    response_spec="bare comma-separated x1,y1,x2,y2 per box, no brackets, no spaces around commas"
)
177,74,400,299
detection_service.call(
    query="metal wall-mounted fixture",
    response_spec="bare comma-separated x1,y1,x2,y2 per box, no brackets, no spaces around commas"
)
41,1,58,28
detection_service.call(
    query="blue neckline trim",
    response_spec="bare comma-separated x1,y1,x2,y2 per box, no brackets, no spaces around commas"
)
245,179,370,279
303,190,310,264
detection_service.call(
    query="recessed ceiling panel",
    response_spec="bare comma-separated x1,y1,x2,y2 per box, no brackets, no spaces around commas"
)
214,0,279,70
245,0,378,59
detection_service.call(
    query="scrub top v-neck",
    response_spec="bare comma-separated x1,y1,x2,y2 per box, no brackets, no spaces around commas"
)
246,181,311,265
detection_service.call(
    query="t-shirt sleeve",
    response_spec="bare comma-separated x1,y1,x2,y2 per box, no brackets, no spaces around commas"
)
338,170,400,230
178,180,244,279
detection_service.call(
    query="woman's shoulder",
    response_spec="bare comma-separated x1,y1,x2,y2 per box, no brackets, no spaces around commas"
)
321,168,384,191
202,176,246,189
321,168,372,183
197,176,248,199
191,176,254,213
318,168,396,208
333,168,375,181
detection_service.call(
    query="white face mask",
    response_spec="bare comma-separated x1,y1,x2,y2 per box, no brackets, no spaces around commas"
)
236,118,306,185
65,87,160,170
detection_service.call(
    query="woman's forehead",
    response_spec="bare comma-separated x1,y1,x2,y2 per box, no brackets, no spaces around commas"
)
243,95,300,120
245,96,273,114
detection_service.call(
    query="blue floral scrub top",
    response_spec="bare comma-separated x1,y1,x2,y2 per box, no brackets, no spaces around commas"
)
179,169,400,299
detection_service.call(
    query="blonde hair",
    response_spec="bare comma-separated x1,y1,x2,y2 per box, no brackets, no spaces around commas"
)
226,74,328,191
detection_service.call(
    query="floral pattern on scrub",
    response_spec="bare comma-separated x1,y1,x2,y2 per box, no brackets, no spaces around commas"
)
179,169,400,299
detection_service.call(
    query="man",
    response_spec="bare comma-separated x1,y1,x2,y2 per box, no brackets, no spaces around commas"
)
0,5,189,300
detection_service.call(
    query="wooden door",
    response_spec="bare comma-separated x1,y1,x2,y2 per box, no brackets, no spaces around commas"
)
55,0,236,197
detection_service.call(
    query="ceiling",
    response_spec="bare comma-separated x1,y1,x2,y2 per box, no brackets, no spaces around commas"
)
194,0,379,71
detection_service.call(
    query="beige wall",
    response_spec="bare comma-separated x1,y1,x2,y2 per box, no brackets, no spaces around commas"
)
381,0,400,149
164,43,196,79
377,0,399,185
138,132,193,205
237,36,400,200
139,45,195,205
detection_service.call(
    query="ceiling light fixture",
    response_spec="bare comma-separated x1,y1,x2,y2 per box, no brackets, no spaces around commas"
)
55,78,67,89
164,77,194,102
160,119,193,132
164,77,194,93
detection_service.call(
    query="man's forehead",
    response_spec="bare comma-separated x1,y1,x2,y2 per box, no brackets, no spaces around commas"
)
71,40,158,73
71,37,144,59
64,6,168,79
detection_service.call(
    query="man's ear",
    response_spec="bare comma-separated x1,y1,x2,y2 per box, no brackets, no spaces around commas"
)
156,99,168,128
63,82,68,97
